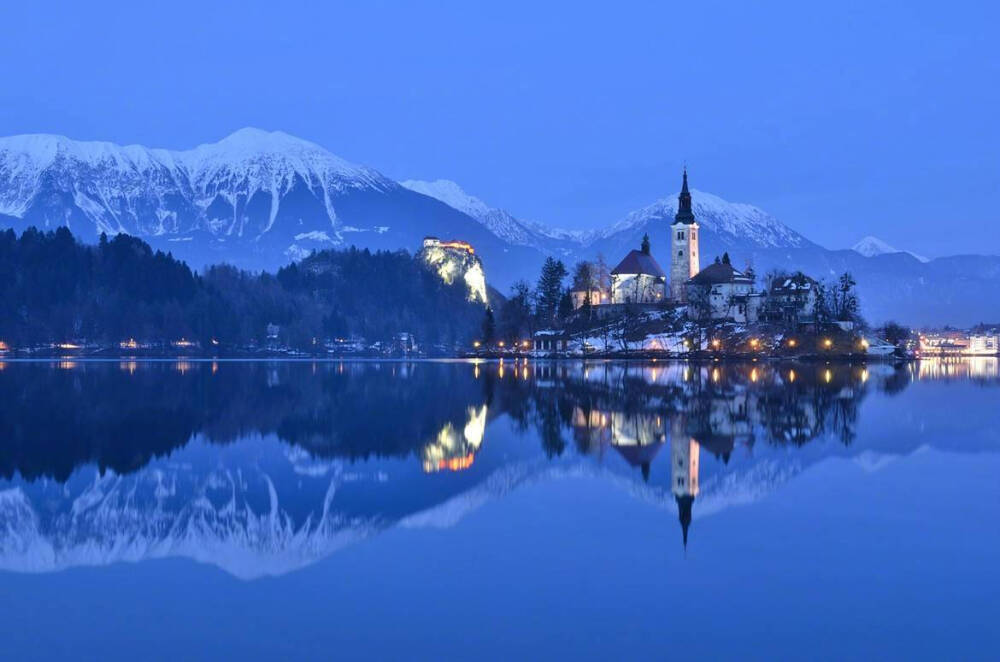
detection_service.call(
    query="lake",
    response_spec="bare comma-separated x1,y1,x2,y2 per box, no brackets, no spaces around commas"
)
0,358,997,660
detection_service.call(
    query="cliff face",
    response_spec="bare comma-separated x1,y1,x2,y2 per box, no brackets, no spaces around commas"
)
418,238,489,304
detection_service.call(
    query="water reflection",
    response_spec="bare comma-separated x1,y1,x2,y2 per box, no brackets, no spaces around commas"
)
0,358,996,578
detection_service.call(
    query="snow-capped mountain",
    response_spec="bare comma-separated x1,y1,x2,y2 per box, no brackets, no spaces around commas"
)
3,128,1000,322
853,235,929,263
600,189,811,248
0,129,546,282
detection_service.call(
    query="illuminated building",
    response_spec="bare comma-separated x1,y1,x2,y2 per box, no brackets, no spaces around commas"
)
420,405,488,473
670,419,700,550
670,168,700,302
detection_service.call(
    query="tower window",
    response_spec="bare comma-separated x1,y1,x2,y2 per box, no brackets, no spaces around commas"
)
678,250,683,258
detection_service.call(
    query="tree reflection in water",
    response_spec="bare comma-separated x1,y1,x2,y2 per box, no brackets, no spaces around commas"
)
0,358,995,577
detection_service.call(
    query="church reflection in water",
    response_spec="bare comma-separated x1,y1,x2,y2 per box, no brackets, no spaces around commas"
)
0,357,995,577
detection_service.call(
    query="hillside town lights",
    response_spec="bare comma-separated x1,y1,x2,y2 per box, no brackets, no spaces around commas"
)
522,341,530,348
712,339,721,349
823,338,833,349
498,341,505,348
473,341,481,348
788,338,797,348
750,338,759,349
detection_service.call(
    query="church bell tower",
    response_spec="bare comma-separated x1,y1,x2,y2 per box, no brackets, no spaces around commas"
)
670,418,700,550
669,169,700,301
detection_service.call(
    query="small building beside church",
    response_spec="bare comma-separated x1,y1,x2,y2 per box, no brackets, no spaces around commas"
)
685,257,761,323
763,272,819,324
610,245,666,304
570,287,607,310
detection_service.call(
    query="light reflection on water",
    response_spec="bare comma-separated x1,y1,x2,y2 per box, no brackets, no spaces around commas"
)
0,358,997,658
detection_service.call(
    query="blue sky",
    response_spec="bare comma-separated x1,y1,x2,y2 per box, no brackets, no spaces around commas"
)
1,0,997,257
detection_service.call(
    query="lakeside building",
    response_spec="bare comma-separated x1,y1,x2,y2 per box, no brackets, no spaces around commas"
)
686,257,762,323
763,272,819,324
570,287,606,309
610,247,667,304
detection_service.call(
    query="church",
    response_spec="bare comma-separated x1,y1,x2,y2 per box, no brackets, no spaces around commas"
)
582,168,761,323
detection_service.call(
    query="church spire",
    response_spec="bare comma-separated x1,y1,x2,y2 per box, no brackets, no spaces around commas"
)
676,494,694,549
674,168,695,225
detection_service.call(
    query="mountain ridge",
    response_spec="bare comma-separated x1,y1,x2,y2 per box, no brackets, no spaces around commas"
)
2,128,1000,323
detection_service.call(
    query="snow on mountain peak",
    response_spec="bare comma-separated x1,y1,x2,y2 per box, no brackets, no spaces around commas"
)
852,235,898,257
604,188,809,249
401,178,587,251
180,127,382,187
401,179,493,219
0,129,392,238
852,235,929,262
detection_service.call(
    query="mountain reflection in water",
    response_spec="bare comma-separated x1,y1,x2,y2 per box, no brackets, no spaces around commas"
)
0,357,996,578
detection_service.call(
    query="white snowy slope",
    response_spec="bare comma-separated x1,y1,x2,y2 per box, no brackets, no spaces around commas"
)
0,128,392,246
401,178,585,251
852,235,929,262
0,447,807,579
601,189,810,249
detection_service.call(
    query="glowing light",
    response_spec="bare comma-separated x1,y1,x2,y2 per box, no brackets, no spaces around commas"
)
473,341,481,348
788,369,796,382
824,369,833,383
498,341,505,348
173,338,196,348
58,361,77,370
750,338,759,348
861,368,869,382
711,339,721,349
788,338,797,348
751,368,759,382
120,338,138,350
211,338,220,346
860,338,870,349
56,343,81,350
823,338,833,349
212,361,219,375
712,368,720,382
175,361,192,375
521,340,530,348
120,361,137,374
0,341,8,352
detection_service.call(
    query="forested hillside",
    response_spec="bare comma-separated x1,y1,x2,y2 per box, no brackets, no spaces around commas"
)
0,227,485,348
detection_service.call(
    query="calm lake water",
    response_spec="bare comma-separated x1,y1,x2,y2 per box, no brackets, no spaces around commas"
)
0,358,997,660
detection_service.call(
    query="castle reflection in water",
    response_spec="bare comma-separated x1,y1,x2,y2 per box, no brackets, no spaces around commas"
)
0,357,996,577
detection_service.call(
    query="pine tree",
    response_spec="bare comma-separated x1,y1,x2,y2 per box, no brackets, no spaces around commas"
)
535,257,567,327
481,306,496,343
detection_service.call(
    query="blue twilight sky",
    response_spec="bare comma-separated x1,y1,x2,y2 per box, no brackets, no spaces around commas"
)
1,0,997,257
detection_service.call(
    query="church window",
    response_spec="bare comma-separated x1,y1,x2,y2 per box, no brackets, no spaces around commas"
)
678,250,683,258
